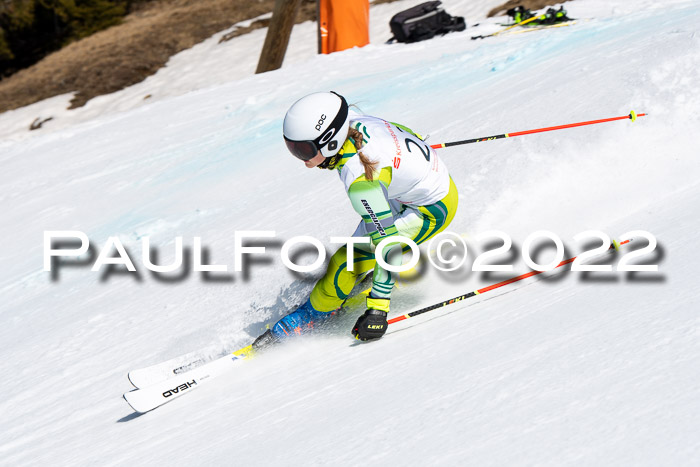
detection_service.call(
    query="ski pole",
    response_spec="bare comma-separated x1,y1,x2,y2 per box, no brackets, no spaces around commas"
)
388,239,631,325
472,13,544,40
430,111,645,150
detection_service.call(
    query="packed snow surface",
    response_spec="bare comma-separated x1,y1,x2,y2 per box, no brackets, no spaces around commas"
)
1,0,699,465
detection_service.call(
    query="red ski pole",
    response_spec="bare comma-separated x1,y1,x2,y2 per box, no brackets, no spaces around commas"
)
430,111,646,149
388,239,631,325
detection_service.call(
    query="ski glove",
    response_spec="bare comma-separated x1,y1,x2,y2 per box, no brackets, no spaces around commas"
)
352,297,390,341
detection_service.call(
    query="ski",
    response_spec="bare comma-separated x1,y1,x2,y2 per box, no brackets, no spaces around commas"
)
123,344,254,413
127,286,374,389
472,20,577,40
128,349,211,389
501,20,578,36
123,286,369,413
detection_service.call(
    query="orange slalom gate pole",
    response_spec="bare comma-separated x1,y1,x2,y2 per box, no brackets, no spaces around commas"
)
388,239,631,325
430,111,646,150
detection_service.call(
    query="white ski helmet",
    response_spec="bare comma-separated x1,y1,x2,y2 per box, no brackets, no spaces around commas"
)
283,91,350,161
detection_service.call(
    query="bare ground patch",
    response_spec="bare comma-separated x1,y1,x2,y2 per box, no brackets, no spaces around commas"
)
0,0,567,114
0,0,284,112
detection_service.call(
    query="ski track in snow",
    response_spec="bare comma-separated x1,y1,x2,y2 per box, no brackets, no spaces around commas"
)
1,0,699,465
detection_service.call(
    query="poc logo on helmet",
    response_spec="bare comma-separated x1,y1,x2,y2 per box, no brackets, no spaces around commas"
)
315,114,327,131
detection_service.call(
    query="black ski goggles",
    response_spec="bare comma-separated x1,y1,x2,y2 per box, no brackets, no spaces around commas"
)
284,137,320,161
284,92,349,162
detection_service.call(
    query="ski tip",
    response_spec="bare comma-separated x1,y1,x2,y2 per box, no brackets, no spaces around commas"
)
123,391,139,413
123,390,150,414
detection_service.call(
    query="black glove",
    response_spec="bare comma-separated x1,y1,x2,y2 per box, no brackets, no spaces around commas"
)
352,309,389,341
352,296,390,341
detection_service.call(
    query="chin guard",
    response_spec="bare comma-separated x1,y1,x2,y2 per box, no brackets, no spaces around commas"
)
318,153,341,170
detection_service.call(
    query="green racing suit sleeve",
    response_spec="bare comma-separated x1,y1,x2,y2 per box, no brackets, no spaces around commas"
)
347,169,402,300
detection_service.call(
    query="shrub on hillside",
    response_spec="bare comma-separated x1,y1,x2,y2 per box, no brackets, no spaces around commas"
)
0,0,139,77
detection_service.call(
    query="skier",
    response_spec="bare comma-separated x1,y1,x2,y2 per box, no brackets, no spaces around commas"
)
253,91,458,346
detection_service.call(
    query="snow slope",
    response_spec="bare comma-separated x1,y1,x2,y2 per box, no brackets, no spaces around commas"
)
1,0,699,465
0,0,502,141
